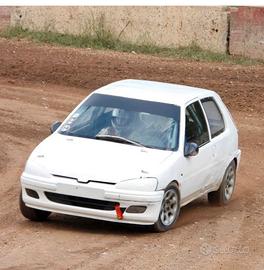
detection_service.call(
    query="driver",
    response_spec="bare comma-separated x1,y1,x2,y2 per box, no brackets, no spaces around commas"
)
98,109,132,137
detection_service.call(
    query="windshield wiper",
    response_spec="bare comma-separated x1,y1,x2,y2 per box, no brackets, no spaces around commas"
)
95,134,145,147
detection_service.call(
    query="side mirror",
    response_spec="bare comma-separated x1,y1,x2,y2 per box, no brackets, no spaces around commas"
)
50,121,62,134
184,142,199,157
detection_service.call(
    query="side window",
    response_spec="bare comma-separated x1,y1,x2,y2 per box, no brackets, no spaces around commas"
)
185,101,209,146
201,97,225,138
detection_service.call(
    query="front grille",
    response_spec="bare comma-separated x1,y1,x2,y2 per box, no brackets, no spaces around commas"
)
52,174,116,185
45,192,117,211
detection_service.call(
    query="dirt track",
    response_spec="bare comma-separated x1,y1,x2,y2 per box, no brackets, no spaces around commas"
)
0,38,263,270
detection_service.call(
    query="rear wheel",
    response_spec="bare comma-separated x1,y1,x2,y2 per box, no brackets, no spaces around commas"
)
208,161,236,205
153,183,180,232
19,191,51,221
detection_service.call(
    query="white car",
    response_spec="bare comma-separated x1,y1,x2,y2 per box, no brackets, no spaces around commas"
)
20,80,241,232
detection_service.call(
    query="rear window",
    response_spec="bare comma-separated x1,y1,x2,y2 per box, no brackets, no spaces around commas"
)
201,97,225,138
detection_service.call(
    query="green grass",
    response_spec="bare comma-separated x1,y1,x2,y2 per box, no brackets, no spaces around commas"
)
1,26,263,65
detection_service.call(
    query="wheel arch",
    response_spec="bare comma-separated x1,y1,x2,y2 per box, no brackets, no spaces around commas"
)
233,157,237,169
167,180,181,201
170,179,180,189
157,179,181,191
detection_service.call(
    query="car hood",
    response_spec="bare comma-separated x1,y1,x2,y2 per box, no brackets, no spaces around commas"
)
28,134,173,183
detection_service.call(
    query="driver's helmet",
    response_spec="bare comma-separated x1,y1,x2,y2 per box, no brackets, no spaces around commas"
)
111,109,131,130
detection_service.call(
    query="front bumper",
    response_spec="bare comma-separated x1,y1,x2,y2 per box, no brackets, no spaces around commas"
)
21,173,164,225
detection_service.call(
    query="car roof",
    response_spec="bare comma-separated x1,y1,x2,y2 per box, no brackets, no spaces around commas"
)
94,79,217,106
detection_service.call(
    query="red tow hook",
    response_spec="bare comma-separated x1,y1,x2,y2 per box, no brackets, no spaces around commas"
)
115,204,124,220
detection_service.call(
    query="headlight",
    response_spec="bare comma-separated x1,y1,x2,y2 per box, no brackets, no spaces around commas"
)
23,159,51,179
115,177,158,192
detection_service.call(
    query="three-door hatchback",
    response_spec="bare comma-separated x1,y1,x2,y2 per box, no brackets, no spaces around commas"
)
20,80,241,231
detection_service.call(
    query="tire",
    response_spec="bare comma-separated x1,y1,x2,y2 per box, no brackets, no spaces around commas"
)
208,160,236,206
153,182,180,232
19,191,51,221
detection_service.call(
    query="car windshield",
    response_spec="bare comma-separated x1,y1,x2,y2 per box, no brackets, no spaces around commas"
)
59,94,180,151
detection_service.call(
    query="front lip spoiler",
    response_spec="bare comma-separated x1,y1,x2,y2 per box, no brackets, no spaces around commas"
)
24,199,158,225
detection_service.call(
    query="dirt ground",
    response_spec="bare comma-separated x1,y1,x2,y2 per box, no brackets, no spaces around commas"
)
0,38,263,270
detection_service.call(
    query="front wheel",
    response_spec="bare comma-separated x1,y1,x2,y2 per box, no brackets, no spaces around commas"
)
153,183,180,232
19,191,51,221
208,160,236,205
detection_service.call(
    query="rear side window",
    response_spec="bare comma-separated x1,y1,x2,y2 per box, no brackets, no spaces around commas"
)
201,97,225,138
185,101,209,146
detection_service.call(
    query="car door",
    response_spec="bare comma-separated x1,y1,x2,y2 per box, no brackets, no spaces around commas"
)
200,97,228,188
180,100,216,204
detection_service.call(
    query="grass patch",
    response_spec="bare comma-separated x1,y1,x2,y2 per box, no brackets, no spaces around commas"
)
1,26,263,65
